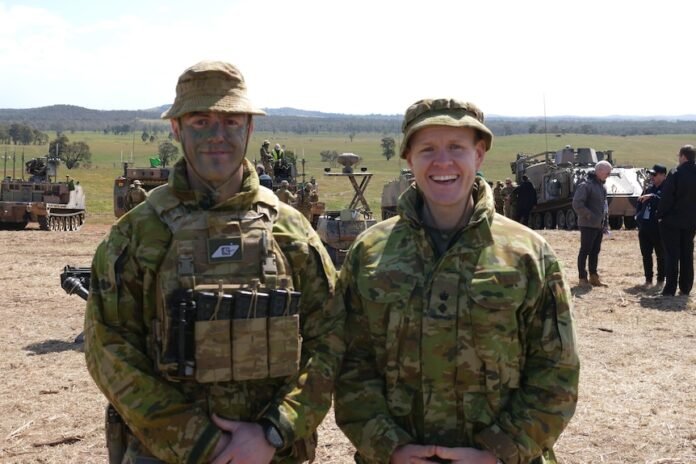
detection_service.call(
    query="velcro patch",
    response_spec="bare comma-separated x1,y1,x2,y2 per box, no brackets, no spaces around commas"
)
208,237,242,262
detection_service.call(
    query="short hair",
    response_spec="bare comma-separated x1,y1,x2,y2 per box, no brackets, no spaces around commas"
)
595,160,613,173
679,144,695,162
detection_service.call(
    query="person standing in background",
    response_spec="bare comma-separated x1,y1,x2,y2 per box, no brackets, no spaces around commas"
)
635,164,667,287
656,145,696,297
572,161,612,287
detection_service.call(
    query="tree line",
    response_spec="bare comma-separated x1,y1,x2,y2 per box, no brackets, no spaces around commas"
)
0,123,50,145
2,105,696,137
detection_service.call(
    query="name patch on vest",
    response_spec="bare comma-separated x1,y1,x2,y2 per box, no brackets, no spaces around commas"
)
208,237,242,262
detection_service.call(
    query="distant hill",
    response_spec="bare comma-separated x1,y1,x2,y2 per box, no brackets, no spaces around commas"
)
1,104,696,136
0,105,161,131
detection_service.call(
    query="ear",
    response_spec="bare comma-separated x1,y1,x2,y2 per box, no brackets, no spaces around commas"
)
247,116,255,140
474,139,487,171
170,119,181,142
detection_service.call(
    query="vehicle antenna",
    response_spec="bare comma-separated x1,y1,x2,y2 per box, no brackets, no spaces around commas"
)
301,149,306,185
543,93,549,154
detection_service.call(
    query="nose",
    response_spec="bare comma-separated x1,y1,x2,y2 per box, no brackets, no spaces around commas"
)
208,121,226,141
431,147,452,165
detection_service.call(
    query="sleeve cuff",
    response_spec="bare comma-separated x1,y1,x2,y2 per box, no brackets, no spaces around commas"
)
187,422,222,464
353,416,413,463
474,425,520,464
260,407,295,450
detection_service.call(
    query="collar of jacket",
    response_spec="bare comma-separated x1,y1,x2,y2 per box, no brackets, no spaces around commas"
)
167,157,276,212
588,172,605,185
678,160,696,172
396,176,495,250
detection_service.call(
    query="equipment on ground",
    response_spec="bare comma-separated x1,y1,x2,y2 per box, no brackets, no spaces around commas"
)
0,156,86,231
60,265,90,343
511,147,647,230
316,153,377,266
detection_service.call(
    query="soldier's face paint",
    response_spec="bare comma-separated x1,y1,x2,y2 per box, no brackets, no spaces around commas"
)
406,125,485,217
174,112,250,186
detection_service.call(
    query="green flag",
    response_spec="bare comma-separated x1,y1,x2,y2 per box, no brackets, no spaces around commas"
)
149,157,161,168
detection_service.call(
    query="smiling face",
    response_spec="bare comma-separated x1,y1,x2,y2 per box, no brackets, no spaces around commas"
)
405,125,486,216
171,111,252,187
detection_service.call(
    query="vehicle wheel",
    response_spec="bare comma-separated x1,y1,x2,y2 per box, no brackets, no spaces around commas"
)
608,216,623,230
544,211,556,230
38,216,50,231
623,215,637,230
556,210,567,230
530,213,543,229
565,209,577,230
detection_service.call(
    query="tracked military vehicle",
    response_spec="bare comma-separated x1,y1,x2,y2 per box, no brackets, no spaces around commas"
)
0,157,85,231
511,147,647,230
113,162,170,218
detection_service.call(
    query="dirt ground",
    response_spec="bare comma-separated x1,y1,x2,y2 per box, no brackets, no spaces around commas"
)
0,224,694,463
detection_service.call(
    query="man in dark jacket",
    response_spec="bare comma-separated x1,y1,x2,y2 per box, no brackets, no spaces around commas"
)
513,175,537,226
572,161,612,287
636,164,667,286
655,145,696,296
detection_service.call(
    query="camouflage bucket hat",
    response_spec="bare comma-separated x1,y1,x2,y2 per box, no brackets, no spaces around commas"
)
161,61,266,119
400,98,493,158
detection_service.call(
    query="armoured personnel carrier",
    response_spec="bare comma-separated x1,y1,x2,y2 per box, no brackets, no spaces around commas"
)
316,153,377,266
113,163,170,218
511,146,647,230
0,157,85,231
380,168,414,220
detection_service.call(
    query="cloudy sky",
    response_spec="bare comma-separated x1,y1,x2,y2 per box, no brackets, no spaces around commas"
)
1,0,694,117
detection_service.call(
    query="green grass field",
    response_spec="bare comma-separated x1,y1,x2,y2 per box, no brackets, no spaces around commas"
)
2,131,693,225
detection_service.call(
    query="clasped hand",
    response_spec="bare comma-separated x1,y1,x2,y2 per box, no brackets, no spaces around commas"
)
391,444,498,464
209,414,275,464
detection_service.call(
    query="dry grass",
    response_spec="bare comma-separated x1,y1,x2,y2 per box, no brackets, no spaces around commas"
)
0,225,694,463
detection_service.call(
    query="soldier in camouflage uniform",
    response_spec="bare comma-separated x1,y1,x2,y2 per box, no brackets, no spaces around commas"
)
502,178,516,218
295,183,314,221
260,140,274,176
84,61,344,464
125,180,148,211
334,98,579,464
493,180,504,214
275,180,296,205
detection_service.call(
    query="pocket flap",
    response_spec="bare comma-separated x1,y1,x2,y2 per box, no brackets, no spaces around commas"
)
469,268,525,311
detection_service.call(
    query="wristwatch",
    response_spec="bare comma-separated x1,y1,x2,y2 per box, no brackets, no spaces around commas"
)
260,420,285,449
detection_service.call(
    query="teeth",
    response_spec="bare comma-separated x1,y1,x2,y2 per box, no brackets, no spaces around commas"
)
431,175,458,181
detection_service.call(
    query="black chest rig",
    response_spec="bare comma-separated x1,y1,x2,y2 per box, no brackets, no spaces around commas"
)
149,187,301,383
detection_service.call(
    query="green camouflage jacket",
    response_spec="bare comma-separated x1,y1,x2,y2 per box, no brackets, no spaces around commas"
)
334,179,579,464
84,158,344,463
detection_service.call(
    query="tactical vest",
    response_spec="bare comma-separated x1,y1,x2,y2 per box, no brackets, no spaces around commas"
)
147,186,301,384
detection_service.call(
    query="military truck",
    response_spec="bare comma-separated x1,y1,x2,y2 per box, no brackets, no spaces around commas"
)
113,163,170,218
511,146,647,230
381,168,414,220
0,157,86,231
